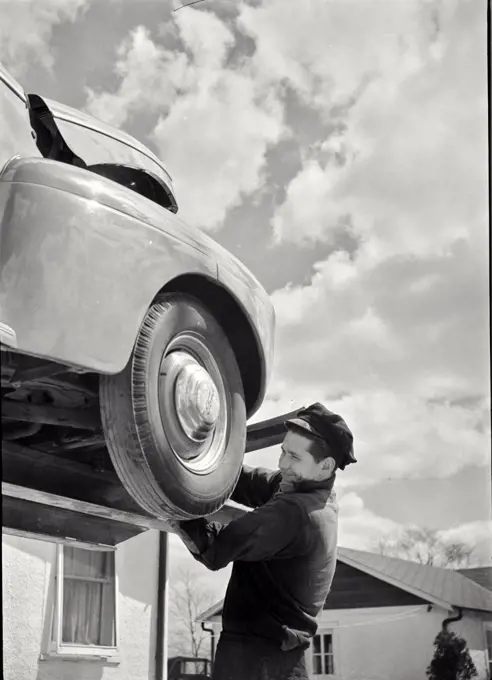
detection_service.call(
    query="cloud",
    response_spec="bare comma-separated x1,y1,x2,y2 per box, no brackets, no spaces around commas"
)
0,0,89,78
267,0,486,252
85,9,287,230
439,520,492,566
256,242,490,490
270,238,488,399
238,0,440,112
241,0,489,496
249,387,490,491
320,491,491,566
337,492,402,550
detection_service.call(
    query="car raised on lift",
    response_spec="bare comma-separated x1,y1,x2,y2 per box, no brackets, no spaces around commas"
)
0,61,278,535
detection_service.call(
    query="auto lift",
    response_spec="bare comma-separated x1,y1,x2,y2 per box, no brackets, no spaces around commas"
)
2,409,299,679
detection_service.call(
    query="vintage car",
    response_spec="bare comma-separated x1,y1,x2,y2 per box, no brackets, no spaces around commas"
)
0,61,282,533
168,656,212,680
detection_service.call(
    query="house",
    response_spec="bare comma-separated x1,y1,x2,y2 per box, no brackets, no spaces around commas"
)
2,530,166,680
198,548,492,680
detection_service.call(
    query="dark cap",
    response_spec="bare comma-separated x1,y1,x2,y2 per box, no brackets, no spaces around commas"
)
285,402,357,470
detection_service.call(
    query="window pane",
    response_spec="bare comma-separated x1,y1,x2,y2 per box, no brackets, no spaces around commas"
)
62,579,115,646
323,634,333,654
486,629,492,654
64,547,114,580
324,653,334,675
313,635,321,653
313,654,322,675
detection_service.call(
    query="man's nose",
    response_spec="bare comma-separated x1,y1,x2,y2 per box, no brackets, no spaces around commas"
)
278,452,287,470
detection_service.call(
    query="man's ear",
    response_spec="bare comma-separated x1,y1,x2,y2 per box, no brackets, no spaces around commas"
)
321,456,336,476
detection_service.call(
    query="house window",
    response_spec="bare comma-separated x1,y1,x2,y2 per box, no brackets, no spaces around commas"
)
312,632,335,676
485,626,492,678
51,545,118,657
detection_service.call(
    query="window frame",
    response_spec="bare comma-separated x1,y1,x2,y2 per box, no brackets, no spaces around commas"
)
48,544,120,660
311,629,336,677
484,623,492,679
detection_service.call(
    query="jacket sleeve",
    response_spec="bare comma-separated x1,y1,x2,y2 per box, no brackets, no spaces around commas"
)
179,496,308,571
230,465,281,508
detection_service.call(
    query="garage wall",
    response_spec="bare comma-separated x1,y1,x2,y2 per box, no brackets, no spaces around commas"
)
2,531,160,680
203,606,490,680
317,605,489,680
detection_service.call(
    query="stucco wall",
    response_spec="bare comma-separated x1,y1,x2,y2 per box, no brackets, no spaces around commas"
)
2,531,160,680
204,605,490,680
318,605,489,680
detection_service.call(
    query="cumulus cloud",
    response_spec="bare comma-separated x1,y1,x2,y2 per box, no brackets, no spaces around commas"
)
439,520,492,566
250,386,490,491
267,0,486,252
337,492,402,550
242,0,489,497
0,0,89,78
85,9,287,230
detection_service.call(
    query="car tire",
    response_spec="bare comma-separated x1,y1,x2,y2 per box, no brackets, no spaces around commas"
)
100,293,246,520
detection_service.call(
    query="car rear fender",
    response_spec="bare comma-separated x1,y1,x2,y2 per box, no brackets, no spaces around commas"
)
0,156,218,371
0,157,270,415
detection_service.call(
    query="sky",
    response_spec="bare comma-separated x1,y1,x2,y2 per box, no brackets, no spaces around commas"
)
0,0,489,602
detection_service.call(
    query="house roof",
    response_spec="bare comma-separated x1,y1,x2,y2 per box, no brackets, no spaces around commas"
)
338,548,492,613
458,567,492,591
198,548,492,621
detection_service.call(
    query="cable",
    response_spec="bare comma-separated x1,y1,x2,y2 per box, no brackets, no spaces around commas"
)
174,0,206,11
323,605,425,629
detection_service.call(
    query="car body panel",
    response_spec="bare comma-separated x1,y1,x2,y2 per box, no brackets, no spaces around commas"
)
218,260,275,388
49,98,175,194
0,62,275,413
0,156,215,373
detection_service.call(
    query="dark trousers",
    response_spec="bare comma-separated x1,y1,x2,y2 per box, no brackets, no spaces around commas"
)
212,634,308,680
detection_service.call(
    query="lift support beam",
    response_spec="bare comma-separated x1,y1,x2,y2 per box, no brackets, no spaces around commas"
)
1,409,299,547
2,409,299,680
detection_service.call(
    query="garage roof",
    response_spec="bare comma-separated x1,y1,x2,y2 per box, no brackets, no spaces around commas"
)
198,548,492,621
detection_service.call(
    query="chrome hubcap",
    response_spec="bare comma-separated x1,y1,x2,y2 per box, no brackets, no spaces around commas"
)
173,352,221,442
157,337,227,472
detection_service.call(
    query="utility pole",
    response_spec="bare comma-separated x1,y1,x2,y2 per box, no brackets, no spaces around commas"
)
155,531,170,680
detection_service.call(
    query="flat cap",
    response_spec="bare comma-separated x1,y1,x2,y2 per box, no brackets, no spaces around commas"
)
285,402,357,470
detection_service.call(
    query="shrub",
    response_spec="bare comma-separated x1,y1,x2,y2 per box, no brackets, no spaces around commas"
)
426,630,477,680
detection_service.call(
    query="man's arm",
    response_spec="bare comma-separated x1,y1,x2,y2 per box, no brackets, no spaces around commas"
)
176,496,308,571
230,465,281,508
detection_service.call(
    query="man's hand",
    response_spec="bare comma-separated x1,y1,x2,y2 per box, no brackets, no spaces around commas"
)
166,518,202,555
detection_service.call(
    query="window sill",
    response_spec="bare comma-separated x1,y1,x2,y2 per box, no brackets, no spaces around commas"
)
40,648,120,664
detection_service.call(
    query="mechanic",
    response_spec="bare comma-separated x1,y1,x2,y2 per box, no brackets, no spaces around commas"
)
172,402,357,680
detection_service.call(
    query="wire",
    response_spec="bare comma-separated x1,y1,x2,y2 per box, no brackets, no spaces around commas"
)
323,605,425,629
174,0,206,11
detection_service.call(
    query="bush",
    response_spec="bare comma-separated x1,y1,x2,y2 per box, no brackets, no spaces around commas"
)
426,630,478,680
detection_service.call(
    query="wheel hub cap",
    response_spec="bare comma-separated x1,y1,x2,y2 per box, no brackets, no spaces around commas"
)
174,358,220,442
157,340,227,470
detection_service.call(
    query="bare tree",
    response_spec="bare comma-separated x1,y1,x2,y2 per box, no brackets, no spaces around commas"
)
374,526,474,568
168,568,217,658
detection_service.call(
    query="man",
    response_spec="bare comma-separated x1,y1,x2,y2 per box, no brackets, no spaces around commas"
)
173,403,356,680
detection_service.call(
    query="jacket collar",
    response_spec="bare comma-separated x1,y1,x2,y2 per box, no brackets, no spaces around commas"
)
277,473,336,496
294,473,336,495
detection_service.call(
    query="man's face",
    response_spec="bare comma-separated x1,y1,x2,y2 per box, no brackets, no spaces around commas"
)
278,430,334,488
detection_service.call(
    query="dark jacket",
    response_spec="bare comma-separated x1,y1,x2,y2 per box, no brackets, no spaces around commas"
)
180,465,339,651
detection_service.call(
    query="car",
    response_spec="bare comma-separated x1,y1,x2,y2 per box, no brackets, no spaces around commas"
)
0,61,275,523
168,656,212,680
